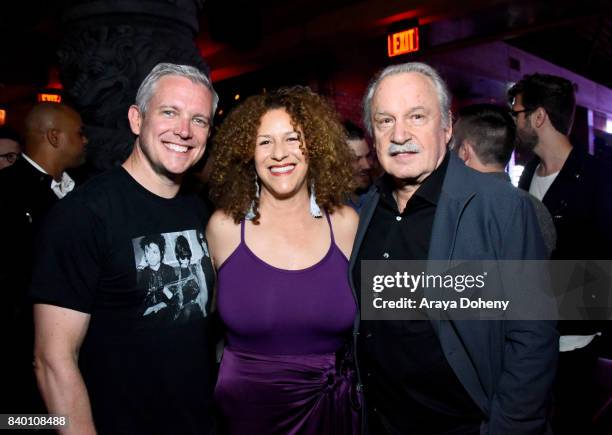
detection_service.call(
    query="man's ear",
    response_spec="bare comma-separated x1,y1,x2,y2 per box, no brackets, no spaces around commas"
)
128,105,143,135
533,107,547,129
46,128,60,148
444,112,453,144
458,141,472,163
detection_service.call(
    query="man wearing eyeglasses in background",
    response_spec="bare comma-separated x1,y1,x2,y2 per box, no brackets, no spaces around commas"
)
0,102,87,415
509,73,612,434
0,125,21,170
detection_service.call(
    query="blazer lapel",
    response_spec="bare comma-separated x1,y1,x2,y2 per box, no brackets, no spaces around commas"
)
348,188,379,348
425,155,490,414
427,191,471,262
541,148,584,217
518,157,539,191
428,154,478,262
348,188,379,293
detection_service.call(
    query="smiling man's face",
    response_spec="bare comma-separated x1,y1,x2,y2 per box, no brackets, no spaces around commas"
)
128,75,213,179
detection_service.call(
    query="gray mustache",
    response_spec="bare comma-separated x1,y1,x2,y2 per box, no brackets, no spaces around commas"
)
388,142,421,156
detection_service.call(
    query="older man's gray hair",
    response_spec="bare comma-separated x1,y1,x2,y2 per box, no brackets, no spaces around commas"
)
135,63,219,117
362,62,452,135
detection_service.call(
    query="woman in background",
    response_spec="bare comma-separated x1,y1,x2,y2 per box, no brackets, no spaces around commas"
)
207,86,360,434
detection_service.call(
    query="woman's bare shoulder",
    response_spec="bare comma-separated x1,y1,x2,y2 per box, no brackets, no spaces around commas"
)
329,205,359,257
206,210,241,268
330,205,359,228
207,210,238,230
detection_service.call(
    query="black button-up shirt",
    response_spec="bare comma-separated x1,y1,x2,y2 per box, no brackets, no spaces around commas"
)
354,154,483,435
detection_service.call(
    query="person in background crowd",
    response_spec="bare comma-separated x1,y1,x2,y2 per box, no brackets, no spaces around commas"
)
0,125,21,170
30,63,218,435
352,62,557,435
0,102,87,415
0,102,87,238
510,72,612,434
344,120,373,212
453,103,556,256
207,86,360,434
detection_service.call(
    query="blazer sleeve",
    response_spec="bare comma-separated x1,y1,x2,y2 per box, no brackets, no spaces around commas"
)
487,196,559,435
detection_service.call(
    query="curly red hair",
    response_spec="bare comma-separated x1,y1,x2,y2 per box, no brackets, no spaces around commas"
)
210,86,355,224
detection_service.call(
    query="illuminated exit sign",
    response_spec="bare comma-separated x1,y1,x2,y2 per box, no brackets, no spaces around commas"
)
387,27,419,57
37,93,62,103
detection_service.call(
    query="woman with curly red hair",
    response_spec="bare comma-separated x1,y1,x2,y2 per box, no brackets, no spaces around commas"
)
206,86,360,434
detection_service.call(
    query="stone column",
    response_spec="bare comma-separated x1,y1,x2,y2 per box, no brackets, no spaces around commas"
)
58,0,209,173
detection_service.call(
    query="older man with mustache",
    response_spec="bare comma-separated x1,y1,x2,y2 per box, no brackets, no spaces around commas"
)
349,62,558,434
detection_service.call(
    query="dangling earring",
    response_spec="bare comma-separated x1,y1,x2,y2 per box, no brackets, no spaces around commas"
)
309,181,323,218
245,176,260,221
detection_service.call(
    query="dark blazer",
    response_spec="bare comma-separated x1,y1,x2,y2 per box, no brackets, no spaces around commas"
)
0,157,59,238
0,156,70,409
0,157,64,320
349,153,558,434
519,149,612,261
519,149,612,337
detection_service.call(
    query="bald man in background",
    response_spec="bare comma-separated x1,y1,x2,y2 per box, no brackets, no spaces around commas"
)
0,102,87,414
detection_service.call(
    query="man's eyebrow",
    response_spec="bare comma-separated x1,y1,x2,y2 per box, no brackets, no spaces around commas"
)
159,105,210,120
374,111,394,117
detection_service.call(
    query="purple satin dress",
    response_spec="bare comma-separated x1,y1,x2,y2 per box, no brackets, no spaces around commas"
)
215,216,360,435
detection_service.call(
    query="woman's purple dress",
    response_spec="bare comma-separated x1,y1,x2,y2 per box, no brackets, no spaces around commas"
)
215,216,360,434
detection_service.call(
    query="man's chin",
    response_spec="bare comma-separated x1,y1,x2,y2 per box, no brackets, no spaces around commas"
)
516,134,538,152
355,178,371,190
157,157,196,176
517,144,536,154
152,163,185,181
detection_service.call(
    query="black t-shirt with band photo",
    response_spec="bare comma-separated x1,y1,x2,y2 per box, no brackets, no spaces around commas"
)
30,167,217,435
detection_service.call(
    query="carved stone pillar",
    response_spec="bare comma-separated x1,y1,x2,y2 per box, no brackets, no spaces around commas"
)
58,0,208,174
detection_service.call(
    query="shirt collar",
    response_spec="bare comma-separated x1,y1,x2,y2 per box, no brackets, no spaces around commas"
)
21,153,48,175
488,171,511,183
21,153,75,199
376,151,449,207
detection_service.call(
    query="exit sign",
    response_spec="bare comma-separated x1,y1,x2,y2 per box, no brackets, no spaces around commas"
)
37,93,62,103
387,27,419,58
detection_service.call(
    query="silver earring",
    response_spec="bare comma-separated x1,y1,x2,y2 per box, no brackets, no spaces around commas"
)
245,176,260,221
309,181,322,218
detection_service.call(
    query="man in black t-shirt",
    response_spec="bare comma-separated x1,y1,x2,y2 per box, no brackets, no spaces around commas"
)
30,63,219,435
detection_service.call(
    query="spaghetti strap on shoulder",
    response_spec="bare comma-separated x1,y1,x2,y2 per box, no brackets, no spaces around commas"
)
324,212,336,244
240,219,246,243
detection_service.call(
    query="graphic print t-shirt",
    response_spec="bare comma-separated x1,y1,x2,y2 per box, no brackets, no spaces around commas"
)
30,167,216,435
